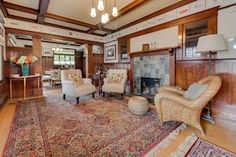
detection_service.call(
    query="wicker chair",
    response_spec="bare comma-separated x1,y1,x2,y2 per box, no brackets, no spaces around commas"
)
154,75,222,135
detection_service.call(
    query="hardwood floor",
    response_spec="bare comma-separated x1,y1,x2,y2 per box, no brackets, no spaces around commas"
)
0,99,236,157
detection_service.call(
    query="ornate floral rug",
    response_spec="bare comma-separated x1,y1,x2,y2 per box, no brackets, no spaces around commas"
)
4,96,183,157
171,134,236,157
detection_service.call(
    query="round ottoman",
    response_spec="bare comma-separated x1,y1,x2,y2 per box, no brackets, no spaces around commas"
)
128,96,149,115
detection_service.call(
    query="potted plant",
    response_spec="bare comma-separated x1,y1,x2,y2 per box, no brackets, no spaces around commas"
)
10,55,38,76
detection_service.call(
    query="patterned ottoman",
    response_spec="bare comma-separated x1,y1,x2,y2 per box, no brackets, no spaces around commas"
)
128,96,149,115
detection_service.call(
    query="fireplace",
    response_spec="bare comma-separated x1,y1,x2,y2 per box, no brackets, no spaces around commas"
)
141,77,160,97
133,54,170,99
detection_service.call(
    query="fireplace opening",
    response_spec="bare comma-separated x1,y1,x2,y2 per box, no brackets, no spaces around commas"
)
141,77,160,97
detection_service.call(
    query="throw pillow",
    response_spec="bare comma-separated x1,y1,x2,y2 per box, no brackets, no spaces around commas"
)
68,73,83,84
183,83,208,100
106,73,123,83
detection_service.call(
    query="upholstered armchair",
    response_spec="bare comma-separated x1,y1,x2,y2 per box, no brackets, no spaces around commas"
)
154,75,222,135
102,69,127,98
61,69,96,104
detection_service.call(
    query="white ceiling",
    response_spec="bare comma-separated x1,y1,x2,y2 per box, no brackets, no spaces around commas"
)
7,9,38,20
47,0,134,25
4,0,181,32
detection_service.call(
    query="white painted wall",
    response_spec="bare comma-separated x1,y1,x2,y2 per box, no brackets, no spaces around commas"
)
130,26,178,52
217,5,236,58
104,40,119,63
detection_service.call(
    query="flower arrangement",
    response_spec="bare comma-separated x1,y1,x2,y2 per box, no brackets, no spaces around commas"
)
10,55,38,65
10,55,38,76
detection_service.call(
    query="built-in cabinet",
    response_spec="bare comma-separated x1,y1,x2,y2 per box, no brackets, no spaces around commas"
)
183,19,208,59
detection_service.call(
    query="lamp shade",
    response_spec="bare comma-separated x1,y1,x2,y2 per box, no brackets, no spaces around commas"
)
196,34,227,53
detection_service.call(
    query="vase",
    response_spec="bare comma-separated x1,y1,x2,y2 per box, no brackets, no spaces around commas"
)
21,64,29,76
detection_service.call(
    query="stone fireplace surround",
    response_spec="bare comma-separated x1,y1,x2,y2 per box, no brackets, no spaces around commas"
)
130,48,176,99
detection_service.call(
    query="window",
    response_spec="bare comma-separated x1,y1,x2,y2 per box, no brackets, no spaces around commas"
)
53,49,75,65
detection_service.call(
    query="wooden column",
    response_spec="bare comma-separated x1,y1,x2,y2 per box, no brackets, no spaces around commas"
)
87,44,94,76
32,36,42,74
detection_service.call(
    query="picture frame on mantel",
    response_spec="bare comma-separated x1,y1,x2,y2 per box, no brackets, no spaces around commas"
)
105,45,116,61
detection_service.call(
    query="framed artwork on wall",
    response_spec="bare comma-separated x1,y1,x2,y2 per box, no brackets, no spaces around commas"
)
92,45,103,54
42,48,53,56
105,45,116,61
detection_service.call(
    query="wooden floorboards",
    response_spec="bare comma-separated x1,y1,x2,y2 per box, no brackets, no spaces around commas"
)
0,100,236,157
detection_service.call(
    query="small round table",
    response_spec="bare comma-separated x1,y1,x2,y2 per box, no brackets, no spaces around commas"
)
128,96,149,115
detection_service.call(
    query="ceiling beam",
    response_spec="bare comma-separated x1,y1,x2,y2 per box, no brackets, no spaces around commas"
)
2,1,38,15
87,0,147,34
37,0,50,24
0,0,9,17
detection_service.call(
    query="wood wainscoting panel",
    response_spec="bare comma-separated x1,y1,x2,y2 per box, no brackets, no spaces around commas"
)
176,59,236,123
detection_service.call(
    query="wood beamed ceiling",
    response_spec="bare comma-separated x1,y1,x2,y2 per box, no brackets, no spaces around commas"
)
0,0,198,37
0,0,115,36
0,0,149,36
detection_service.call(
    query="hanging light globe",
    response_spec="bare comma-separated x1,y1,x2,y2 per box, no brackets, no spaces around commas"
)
112,6,118,17
98,0,104,11
90,8,96,17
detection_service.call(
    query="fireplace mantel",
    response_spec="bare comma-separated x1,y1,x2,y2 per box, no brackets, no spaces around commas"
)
129,46,177,95
129,46,179,58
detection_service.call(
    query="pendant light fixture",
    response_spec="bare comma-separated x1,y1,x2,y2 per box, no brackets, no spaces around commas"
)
112,0,118,17
90,0,118,23
98,0,104,11
90,0,96,17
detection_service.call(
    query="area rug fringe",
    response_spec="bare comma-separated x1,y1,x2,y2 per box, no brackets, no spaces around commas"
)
144,123,187,157
170,133,198,157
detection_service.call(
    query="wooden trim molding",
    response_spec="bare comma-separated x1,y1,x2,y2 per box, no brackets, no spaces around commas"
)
117,0,197,31
119,7,218,40
2,1,38,15
5,28,104,45
129,47,178,57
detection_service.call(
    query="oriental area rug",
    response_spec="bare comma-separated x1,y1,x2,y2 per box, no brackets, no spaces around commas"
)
4,96,184,157
171,134,236,157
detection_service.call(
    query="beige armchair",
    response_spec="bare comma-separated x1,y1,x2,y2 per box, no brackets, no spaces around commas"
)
154,75,222,135
102,69,127,98
61,69,96,104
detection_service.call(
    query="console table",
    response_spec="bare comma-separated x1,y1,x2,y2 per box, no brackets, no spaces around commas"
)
9,75,43,100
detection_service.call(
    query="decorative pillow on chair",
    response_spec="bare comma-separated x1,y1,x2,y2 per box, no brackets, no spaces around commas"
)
68,73,83,84
107,73,123,83
183,83,208,100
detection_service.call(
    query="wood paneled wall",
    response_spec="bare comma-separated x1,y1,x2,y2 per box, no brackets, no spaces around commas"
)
0,80,8,106
176,59,236,123
87,44,104,76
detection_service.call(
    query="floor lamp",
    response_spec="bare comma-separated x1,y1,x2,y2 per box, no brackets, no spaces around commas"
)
196,34,227,124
